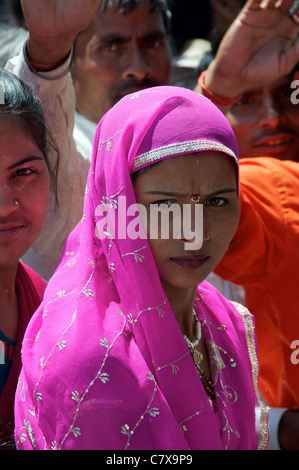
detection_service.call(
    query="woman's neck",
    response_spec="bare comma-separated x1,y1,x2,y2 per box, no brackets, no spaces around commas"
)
161,283,197,338
0,262,18,293
0,262,19,341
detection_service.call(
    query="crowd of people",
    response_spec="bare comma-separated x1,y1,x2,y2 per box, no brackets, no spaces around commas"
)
0,0,299,451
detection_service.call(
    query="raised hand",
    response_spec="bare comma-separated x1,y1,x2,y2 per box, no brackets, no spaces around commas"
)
203,0,299,98
21,0,102,65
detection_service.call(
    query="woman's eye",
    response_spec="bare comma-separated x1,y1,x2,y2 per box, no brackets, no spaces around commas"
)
152,199,174,208
14,168,35,177
207,197,227,207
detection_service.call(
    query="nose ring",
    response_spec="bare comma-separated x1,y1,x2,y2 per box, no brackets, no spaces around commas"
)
205,231,209,241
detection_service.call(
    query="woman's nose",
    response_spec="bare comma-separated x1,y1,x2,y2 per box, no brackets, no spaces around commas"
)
0,186,19,217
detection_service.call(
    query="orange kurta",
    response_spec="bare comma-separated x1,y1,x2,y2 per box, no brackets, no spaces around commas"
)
215,157,299,409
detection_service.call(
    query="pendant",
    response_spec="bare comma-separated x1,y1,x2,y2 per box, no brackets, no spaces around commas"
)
192,348,203,366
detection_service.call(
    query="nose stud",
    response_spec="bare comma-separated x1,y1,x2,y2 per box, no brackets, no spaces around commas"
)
14,199,19,206
204,231,209,242
191,194,200,203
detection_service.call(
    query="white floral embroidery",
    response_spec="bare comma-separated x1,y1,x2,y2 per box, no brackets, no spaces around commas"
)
71,391,80,403
179,411,202,435
100,338,109,348
97,128,124,153
121,245,147,263
122,370,160,449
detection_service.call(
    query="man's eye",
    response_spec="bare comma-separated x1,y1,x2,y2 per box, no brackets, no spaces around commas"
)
145,38,162,48
234,97,255,107
100,42,119,52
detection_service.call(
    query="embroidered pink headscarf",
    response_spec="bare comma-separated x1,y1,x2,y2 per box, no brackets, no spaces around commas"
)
15,87,268,450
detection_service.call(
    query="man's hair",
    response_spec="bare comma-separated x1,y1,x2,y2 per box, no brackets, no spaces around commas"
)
99,0,171,33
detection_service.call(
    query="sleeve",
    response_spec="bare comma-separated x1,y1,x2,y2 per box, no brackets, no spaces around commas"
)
5,46,90,280
214,157,289,286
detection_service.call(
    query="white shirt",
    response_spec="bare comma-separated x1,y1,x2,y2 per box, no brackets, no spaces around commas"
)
6,49,90,280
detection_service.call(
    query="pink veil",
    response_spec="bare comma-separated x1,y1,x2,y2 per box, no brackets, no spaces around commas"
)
15,87,268,450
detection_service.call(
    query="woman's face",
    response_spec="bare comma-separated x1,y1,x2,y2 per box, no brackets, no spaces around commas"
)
133,151,239,293
0,122,50,267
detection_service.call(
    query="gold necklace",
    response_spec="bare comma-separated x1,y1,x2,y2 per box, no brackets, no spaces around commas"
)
184,309,215,399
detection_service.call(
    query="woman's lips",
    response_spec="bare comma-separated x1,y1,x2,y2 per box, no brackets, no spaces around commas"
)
170,255,209,270
0,224,25,241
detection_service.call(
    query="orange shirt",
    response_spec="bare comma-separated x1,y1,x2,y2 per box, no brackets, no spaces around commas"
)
215,157,299,409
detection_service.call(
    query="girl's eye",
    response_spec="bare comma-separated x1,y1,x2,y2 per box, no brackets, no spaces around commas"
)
207,197,227,207
14,168,35,177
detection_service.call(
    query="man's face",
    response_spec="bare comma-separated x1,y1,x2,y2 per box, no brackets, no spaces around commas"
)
226,74,299,162
71,2,171,124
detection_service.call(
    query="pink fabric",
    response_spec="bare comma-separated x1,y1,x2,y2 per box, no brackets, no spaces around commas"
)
14,87,267,450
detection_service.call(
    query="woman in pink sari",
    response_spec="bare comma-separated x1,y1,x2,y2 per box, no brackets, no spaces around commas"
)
14,86,268,450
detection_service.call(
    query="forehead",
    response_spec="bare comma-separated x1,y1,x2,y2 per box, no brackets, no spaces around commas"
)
0,121,44,166
92,2,167,37
135,152,237,189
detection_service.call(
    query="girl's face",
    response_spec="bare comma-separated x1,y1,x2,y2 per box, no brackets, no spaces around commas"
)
0,122,50,267
133,151,239,294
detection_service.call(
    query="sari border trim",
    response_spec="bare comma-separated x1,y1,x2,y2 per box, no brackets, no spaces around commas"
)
231,301,269,450
131,140,238,172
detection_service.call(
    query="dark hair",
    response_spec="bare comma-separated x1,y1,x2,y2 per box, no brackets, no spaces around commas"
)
99,0,171,33
0,69,59,203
